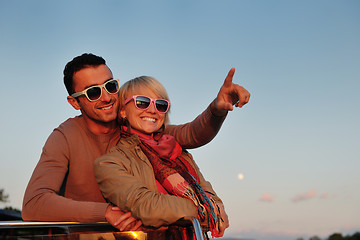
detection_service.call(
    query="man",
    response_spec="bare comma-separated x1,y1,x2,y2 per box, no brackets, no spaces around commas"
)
22,53,250,231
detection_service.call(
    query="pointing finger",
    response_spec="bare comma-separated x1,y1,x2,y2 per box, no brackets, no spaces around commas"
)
223,68,235,87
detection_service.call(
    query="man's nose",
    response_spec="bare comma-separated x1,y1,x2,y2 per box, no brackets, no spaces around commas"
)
100,87,111,102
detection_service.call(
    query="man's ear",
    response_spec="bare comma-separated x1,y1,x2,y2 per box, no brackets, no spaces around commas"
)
67,96,81,110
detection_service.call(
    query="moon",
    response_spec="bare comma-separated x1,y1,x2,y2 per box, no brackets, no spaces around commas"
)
237,173,244,180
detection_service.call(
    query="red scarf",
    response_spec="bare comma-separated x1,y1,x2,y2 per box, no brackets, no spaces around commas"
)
120,128,219,237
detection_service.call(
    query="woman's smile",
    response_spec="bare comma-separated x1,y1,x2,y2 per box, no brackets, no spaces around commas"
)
120,86,166,135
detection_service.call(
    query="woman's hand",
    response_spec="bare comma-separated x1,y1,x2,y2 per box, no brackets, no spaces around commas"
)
105,205,142,231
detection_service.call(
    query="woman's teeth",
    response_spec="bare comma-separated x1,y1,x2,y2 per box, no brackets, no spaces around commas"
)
142,117,155,122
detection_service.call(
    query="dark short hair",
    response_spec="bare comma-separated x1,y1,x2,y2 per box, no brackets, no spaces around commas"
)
63,53,106,95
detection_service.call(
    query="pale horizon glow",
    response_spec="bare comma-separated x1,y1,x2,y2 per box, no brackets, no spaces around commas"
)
0,1,359,240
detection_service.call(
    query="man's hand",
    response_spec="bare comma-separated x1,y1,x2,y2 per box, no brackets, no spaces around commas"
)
213,68,250,116
105,205,142,231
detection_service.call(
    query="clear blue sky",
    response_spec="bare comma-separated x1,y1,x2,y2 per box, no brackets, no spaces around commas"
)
0,1,359,239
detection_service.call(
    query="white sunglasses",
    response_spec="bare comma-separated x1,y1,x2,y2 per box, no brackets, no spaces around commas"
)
71,79,120,102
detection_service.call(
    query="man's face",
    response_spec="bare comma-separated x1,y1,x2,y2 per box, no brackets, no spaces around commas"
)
71,64,119,126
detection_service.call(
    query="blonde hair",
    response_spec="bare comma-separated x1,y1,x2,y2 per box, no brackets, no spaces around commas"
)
119,76,171,125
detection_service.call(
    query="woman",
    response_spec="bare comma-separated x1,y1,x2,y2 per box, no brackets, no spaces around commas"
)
94,76,229,238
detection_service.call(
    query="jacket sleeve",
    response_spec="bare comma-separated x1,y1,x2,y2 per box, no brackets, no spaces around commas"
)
22,129,108,222
165,100,227,149
94,148,198,228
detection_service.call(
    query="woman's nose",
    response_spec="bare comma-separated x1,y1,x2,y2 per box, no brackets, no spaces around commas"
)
147,101,157,113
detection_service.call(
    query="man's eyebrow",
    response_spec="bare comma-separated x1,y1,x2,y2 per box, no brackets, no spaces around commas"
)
83,78,114,89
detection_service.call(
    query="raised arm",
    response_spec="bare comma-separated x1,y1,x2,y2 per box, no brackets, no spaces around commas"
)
165,68,250,149
165,100,226,149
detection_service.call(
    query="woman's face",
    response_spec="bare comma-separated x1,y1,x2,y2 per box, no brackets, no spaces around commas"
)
120,86,166,135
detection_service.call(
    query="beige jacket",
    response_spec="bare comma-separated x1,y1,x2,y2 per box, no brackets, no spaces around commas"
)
94,134,222,228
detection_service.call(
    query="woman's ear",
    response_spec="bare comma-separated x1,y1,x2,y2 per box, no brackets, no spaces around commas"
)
119,108,127,119
67,96,81,110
